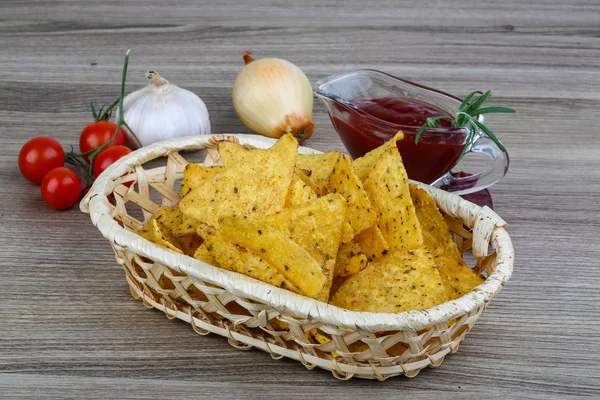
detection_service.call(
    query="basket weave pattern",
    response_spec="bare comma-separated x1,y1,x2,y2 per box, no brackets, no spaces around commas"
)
81,134,513,380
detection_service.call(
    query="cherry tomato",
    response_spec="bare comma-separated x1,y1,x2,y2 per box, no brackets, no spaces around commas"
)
93,145,132,178
18,136,65,184
41,167,83,210
79,121,126,163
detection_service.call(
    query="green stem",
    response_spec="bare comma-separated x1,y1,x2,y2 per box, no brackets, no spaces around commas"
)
87,49,143,179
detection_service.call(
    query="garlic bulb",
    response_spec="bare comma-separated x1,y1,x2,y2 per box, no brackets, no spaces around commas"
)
118,70,210,147
233,51,314,142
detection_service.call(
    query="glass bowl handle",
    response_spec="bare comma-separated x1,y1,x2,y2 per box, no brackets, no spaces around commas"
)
433,136,509,195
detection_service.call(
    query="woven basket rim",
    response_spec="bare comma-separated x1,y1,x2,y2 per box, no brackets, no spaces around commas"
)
81,134,514,331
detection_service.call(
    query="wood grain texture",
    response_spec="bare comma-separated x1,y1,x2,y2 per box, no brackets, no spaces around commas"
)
1,0,599,398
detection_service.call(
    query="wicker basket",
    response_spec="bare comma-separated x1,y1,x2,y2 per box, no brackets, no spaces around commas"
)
80,134,514,380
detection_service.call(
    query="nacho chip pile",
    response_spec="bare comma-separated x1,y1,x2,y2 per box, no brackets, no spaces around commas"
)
136,133,484,312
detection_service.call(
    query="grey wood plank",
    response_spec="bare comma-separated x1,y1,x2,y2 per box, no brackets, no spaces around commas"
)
0,0,599,398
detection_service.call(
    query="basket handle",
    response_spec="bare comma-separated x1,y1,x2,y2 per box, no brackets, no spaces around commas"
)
80,190,94,214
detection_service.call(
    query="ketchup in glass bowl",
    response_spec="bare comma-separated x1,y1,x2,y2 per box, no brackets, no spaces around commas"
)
314,70,510,195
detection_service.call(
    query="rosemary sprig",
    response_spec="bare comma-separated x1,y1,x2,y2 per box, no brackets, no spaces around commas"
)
91,98,119,122
415,90,515,158
86,49,142,180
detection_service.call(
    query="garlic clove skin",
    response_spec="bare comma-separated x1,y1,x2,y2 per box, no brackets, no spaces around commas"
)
117,70,211,147
233,56,314,142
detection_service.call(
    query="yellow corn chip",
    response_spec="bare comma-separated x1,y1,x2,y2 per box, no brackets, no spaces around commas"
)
364,147,423,251
198,224,301,294
352,132,404,182
179,134,297,226
297,152,340,182
409,184,484,299
218,141,319,203
328,153,377,234
193,242,216,265
330,249,447,313
355,225,389,261
218,141,251,166
178,234,203,257
334,240,368,278
136,206,188,254
181,164,224,196
150,220,183,253
409,184,463,260
435,257,484,300
218,215,326,298
285,173,317,207
340,221,355,244
260,194,346,301
172,214,201,237
154,206,185,231
296,151,339,195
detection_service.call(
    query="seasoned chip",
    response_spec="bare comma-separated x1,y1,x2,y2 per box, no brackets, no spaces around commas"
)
334,240,368,278
179,134,297,226
340,221,355,244
330,249,447,313
193,242,216,265
136,207,187,254
181,164,224,196
218,141,251,167
364,147,423,251
172,214,201,237
178,234,203,257
285,173,317,207
260,194,346,301
150,220,183,253
153,206,183,230
199,224,301,294
409,184,463,260
136,220,155,242
435,257,484,300
355,225,389,261
218,215,326,298
296,151,339,195
328,153,377,234
220,141,316,207
409,184,484,299
352,132,404,182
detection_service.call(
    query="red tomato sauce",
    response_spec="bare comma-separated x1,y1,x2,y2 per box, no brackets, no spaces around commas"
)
331,97,466,184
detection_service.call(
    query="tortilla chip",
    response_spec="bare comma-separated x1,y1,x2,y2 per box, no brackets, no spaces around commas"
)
172,214,201,237
285,173,317,207
352,131,404,182
409,184,463,260
340,221,355,244
435,257,484,300
328,153,377,234
218,215,326,298
199,224,301,294
193,243,216,265
218,141,251,167
179,134,297,227
355,225,389,261
178,234,203,256
330,249,447,313
409,184,484,299
150,220,183,253
260,194,346,301
364,147,423,251
136,207,189,254
334,240,368,278
296,151,339,195
136,216,156,242
181,164,224,196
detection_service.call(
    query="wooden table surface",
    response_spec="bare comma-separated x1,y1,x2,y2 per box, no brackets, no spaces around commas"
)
1,1,599,399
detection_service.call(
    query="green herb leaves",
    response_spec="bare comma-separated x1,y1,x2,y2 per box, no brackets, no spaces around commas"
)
415,90,515,157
